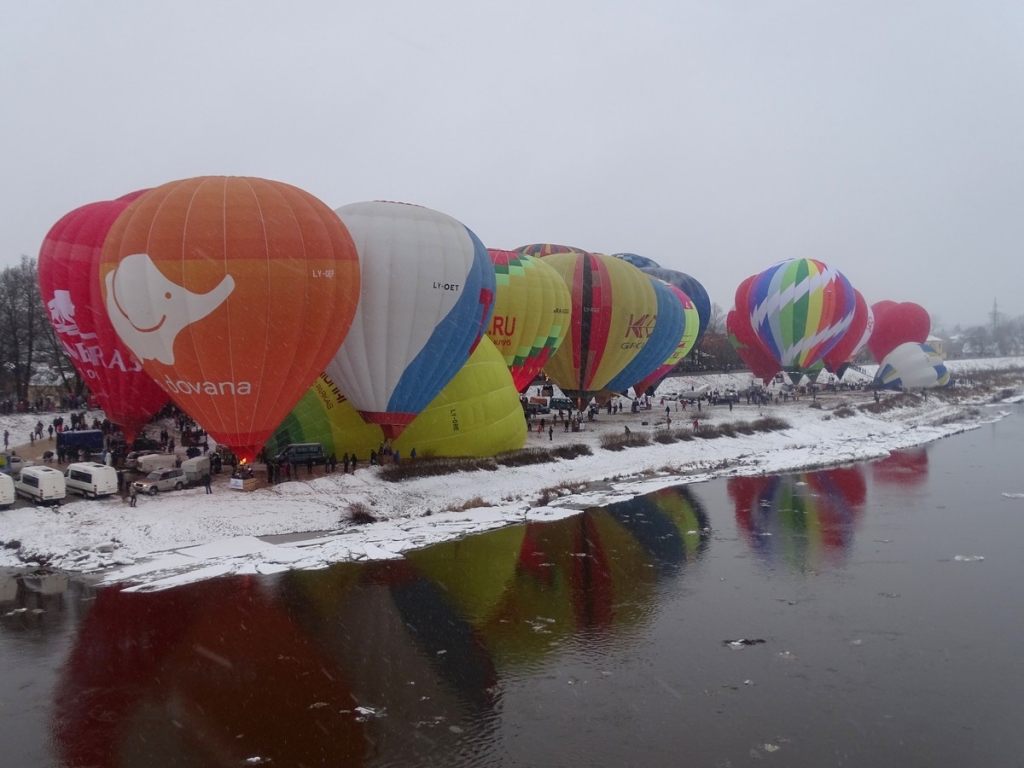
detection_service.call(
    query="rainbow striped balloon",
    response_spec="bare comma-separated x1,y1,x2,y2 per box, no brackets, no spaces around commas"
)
747,258,856,373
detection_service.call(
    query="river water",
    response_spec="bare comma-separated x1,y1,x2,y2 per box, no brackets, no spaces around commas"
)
2,404,1023,767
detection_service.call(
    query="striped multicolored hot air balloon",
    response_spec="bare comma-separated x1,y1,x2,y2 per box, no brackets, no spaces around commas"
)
515,243,584,258
747,258,855,379
486,250,572,392
632,282,701,396
326,201,496,440
541,253,660,406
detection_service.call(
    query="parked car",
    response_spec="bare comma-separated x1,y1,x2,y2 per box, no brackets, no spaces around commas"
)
708,389,740,405
523,402,550,415
132,468,186,495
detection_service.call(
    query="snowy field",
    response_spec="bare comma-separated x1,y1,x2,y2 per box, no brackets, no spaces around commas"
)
1,357,1021,591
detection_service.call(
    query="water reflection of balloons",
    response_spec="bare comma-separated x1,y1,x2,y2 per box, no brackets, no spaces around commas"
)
729,467,867,570
871,448,929,488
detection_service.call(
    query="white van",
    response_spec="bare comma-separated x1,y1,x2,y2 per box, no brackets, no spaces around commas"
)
64,462,119,499
181,455,211,484
0,473,14,509
136,453,179,474
15,466,66,505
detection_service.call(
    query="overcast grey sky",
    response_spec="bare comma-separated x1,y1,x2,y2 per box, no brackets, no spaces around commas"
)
3,1,1021,328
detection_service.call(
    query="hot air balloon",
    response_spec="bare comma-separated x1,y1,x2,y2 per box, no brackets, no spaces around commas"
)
639,267,711,343
612,252,661,269
873,342,949,389
271,336,526,459
515,243,584,257
821,290,873,377
38,192,168,441
99,176,360,462
748,258,855,381
486,249,572,392
727,275,781,383
541,253,661,406
867,302,930,363
602,277,686,395
325,201,495,440
631,282,701,396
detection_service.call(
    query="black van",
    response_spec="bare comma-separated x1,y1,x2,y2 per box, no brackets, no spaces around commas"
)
549,397,576,411
273,443,326,465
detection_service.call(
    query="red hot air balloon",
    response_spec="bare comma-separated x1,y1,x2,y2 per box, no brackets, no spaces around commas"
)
821,290,871,376
727,275,781,383
99,177,361,462
38,192,168,441
867,301,930,363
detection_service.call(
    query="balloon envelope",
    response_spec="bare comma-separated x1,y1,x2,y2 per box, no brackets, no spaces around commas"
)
270,336,527,459
515,243,584,258
636,266,711,344
326,201,496,440
541,253,660,405
486,250,572,392
38,192,168,441
99,176,360,462
612,252,661,269
874,342,949,389
748,258,855,374
632,283,701,396
867,302,930,363
603,277,686,394
821,290,872,375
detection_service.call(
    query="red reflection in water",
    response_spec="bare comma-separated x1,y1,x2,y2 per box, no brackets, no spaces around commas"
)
54,577,364,767
872,448,929,488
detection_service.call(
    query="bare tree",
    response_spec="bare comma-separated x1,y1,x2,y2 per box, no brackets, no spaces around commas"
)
0,256,50,400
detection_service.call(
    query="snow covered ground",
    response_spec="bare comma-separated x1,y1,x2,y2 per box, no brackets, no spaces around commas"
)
1,357,1021,592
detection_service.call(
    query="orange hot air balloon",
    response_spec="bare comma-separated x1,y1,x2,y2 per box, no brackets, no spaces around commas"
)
99,177,360,462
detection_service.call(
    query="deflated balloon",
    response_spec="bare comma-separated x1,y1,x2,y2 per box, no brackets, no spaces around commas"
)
867,302,930,363
100,176,360,462
748,258,855,375
269,336,526,459
326,201,496,440
38,192,168,441
874,342,949,389
541,253,660,405
486,250,572,392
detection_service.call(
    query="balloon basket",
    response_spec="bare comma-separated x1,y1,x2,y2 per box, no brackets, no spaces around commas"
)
229,477,258,492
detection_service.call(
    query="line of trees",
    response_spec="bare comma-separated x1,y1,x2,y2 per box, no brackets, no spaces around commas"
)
0,257,82,402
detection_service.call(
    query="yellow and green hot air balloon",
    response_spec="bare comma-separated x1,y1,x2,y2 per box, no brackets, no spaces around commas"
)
486,250,572,392
541,252,660,407
268,335,527,460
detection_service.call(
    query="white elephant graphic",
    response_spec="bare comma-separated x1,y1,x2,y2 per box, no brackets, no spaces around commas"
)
106,253,235,365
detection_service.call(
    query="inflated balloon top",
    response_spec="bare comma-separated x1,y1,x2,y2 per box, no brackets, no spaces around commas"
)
515,243,584,258
486,249,572,392
747,258,856,374
612,252,662,270
38,191,168,441
99,176,361,462
636,266,712,344
326,201,496,440
867,301,930,363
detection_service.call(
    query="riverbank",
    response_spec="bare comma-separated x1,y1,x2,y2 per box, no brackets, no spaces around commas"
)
1,358,1022,591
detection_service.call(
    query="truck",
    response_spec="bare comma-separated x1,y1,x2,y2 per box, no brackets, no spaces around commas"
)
56,430,105,458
